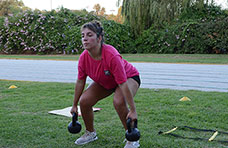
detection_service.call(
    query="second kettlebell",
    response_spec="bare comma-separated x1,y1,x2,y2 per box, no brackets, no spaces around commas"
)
125,118,141,141
68,112,81,134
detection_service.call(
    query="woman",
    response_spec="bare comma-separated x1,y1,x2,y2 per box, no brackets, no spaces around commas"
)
70,20,140,148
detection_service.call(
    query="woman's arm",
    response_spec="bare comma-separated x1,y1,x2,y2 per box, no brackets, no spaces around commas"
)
71,78,86,114
119,82,137,120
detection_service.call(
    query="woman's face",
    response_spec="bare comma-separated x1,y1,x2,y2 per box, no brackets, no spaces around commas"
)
81,28,100,50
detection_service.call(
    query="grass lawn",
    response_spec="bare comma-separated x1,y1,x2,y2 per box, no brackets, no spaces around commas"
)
0,80,228,148
0,54,228,64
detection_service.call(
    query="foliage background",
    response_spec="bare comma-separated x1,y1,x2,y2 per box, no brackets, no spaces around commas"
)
0,1,228,54
136,5,228,54
0,8,134,54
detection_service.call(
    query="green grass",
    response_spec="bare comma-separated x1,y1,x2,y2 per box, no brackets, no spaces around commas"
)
0,80,228,148
0,54,80,61
0,54,228,64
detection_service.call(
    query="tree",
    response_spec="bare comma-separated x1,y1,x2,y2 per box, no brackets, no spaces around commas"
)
115,7,123,23
106,7,123,24
93,3,101,15
93,3,106,16
0,0,31,16
0,0,29,16
119,0,213,36
100,7,106,16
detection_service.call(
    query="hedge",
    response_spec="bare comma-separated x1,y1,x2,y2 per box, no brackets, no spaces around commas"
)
135,5,228,54
0,8,134,54
0,5,227,54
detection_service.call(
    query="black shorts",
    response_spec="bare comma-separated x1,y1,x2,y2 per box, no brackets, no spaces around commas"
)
131,75,141,87
110,75,141,92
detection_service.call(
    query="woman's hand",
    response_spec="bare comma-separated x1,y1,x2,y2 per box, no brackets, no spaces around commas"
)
70,105,78,115
127,109,137,121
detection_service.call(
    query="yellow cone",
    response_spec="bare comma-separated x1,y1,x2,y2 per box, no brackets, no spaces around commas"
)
8,85,17,89
179,96,191,101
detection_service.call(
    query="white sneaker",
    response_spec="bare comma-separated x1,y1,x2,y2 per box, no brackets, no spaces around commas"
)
124,140,140,148
75,130,98,145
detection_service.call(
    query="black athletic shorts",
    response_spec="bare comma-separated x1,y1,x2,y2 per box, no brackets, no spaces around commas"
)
131,75,141,87
110,75,141,91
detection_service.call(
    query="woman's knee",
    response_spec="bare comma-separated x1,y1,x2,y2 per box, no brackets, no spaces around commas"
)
79,94,93,108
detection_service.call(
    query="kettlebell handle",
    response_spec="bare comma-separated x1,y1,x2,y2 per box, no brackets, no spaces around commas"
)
126,118,138,133
72,112,78,126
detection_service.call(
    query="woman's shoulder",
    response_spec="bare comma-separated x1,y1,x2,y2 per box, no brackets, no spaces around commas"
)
102,44,120,56
78,50,89,63
79,50,88,57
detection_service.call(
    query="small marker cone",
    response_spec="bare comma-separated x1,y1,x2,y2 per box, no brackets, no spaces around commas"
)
9,85,17,89
179,96,191,101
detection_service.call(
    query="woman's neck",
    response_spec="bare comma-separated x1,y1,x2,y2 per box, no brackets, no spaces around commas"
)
88,44,102,60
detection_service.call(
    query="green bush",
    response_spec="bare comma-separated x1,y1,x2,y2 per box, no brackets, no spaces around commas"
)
0,8,105,54
102,20,135,53
136,17,228,54
1,4,227,54
200,17,228,54
135,4,228,54
0,8,134,54
179,4,227,21
0,16,4,25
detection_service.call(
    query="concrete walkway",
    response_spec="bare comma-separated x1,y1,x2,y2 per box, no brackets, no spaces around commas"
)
0,59,228,92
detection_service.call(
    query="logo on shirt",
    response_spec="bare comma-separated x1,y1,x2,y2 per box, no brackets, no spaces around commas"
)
104,70,111,76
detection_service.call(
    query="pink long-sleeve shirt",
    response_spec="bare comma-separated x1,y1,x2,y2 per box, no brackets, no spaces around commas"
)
78,44,139,90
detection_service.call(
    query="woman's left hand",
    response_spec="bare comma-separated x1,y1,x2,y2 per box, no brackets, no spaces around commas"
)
127,110,137,121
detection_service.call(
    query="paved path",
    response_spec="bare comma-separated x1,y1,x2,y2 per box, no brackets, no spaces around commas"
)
0,59,228,92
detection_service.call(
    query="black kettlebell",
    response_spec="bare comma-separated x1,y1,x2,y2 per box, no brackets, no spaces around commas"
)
125,118,140,141
68,112,81,134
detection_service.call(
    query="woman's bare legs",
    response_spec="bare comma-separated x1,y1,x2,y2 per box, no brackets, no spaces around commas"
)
79,82,113,132
113,78,139,130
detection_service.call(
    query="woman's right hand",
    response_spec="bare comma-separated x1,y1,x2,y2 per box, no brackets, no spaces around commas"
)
70,105,78,115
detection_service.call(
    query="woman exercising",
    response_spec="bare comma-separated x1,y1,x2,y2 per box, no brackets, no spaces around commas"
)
70,20,140,148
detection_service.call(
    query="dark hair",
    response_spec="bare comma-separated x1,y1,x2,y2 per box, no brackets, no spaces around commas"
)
81,20,104,44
